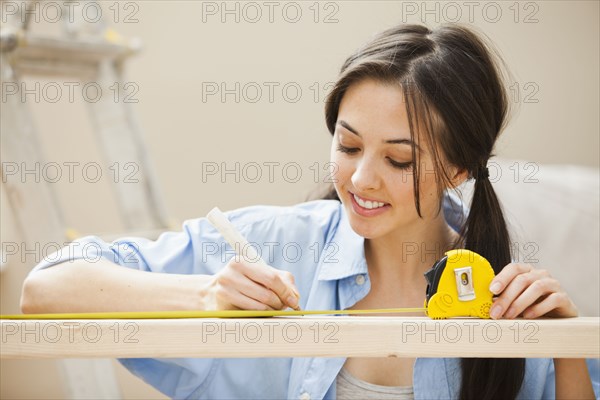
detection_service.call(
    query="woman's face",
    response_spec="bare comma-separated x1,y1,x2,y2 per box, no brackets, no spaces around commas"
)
330,79,444,240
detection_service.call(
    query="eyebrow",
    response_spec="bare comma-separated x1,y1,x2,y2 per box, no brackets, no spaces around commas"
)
337,120,420,152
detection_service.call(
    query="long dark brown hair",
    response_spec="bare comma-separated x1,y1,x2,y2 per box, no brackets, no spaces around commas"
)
318,23,525,399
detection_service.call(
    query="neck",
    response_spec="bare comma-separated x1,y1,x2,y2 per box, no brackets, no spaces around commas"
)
364,215,460,284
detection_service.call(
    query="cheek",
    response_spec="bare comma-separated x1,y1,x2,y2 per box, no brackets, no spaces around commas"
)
414,166,444,215
329,152,351,189
388,170,440,215
329,141,348,175
417,164,439,195
387,171,416,201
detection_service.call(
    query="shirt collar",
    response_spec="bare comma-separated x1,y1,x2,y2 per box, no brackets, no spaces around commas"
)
317,204,367,281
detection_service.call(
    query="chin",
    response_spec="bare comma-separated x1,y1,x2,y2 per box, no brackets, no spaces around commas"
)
345,213,385,239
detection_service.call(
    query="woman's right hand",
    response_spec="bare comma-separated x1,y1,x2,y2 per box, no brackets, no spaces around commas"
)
202,258,301,311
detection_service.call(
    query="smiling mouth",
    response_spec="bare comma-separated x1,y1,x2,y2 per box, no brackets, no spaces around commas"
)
350,192,389,210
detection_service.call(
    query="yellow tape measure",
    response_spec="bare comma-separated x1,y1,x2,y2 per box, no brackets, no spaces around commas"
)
0,308,426,320
424,249,495,319
1,249,494,320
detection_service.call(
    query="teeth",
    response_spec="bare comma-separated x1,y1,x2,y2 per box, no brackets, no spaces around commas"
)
353,194,386,209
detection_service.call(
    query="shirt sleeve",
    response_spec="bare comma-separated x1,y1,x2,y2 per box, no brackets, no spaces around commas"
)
28,201,337,277
27,200,340,399
29,212,244,276
443,189,468,232
590,358,600,399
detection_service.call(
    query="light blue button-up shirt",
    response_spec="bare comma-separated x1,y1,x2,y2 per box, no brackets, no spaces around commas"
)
31,192,600,400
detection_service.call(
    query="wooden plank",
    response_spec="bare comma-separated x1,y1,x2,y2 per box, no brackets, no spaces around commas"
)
2,317,598,359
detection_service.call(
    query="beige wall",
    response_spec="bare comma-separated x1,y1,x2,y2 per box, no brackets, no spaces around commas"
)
1,1,598,398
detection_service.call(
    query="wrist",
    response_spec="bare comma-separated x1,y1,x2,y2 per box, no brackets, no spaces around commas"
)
554,358,586,366
163,273,214,311
553,358,594,399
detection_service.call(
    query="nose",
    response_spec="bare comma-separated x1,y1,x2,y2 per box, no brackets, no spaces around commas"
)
351,157,381,192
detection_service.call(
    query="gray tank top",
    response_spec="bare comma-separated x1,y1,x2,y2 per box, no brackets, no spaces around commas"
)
336,367,414,400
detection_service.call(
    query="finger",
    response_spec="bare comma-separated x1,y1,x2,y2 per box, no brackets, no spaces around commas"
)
521,292,567,319
489,263,534,295
239,263,300,309
229,273,286,310
278,270,301,299
221,285,278,311
503,278,560,319
490,269,546,319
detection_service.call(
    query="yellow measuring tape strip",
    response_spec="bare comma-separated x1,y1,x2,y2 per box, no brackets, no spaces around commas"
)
0,308,427,320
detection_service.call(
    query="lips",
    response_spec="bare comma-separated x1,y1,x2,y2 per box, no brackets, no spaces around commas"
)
351,192,388,207
349,191,391,217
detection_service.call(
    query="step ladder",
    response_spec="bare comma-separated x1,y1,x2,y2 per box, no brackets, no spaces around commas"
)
1,1,170,398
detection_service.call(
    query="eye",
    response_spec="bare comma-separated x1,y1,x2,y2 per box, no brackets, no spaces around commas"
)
336,144,360,154
388,158,413,170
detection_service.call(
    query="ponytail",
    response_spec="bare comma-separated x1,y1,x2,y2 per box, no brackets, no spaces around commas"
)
462,165,512,273
458,168,526,400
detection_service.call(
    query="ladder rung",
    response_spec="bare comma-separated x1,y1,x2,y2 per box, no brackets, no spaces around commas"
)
2,31,138,67
9,58,98,78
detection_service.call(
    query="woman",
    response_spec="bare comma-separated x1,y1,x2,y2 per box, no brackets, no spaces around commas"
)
21,23,598,399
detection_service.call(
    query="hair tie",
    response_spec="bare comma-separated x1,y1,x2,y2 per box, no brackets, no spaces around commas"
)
477,166,489,181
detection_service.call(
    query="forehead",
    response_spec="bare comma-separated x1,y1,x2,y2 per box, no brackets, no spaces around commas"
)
337,79,411,140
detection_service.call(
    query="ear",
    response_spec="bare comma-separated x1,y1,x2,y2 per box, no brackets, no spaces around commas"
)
447,166,469,189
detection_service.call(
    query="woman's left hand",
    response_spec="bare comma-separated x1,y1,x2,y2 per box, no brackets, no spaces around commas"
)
487,263,578,319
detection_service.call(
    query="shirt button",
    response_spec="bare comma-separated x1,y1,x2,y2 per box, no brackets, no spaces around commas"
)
355,274,366,285
299,392,311,400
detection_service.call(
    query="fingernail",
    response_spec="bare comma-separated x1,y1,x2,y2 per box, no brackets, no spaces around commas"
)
489,282,502,294
287,296,298,308
490,304,502,319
